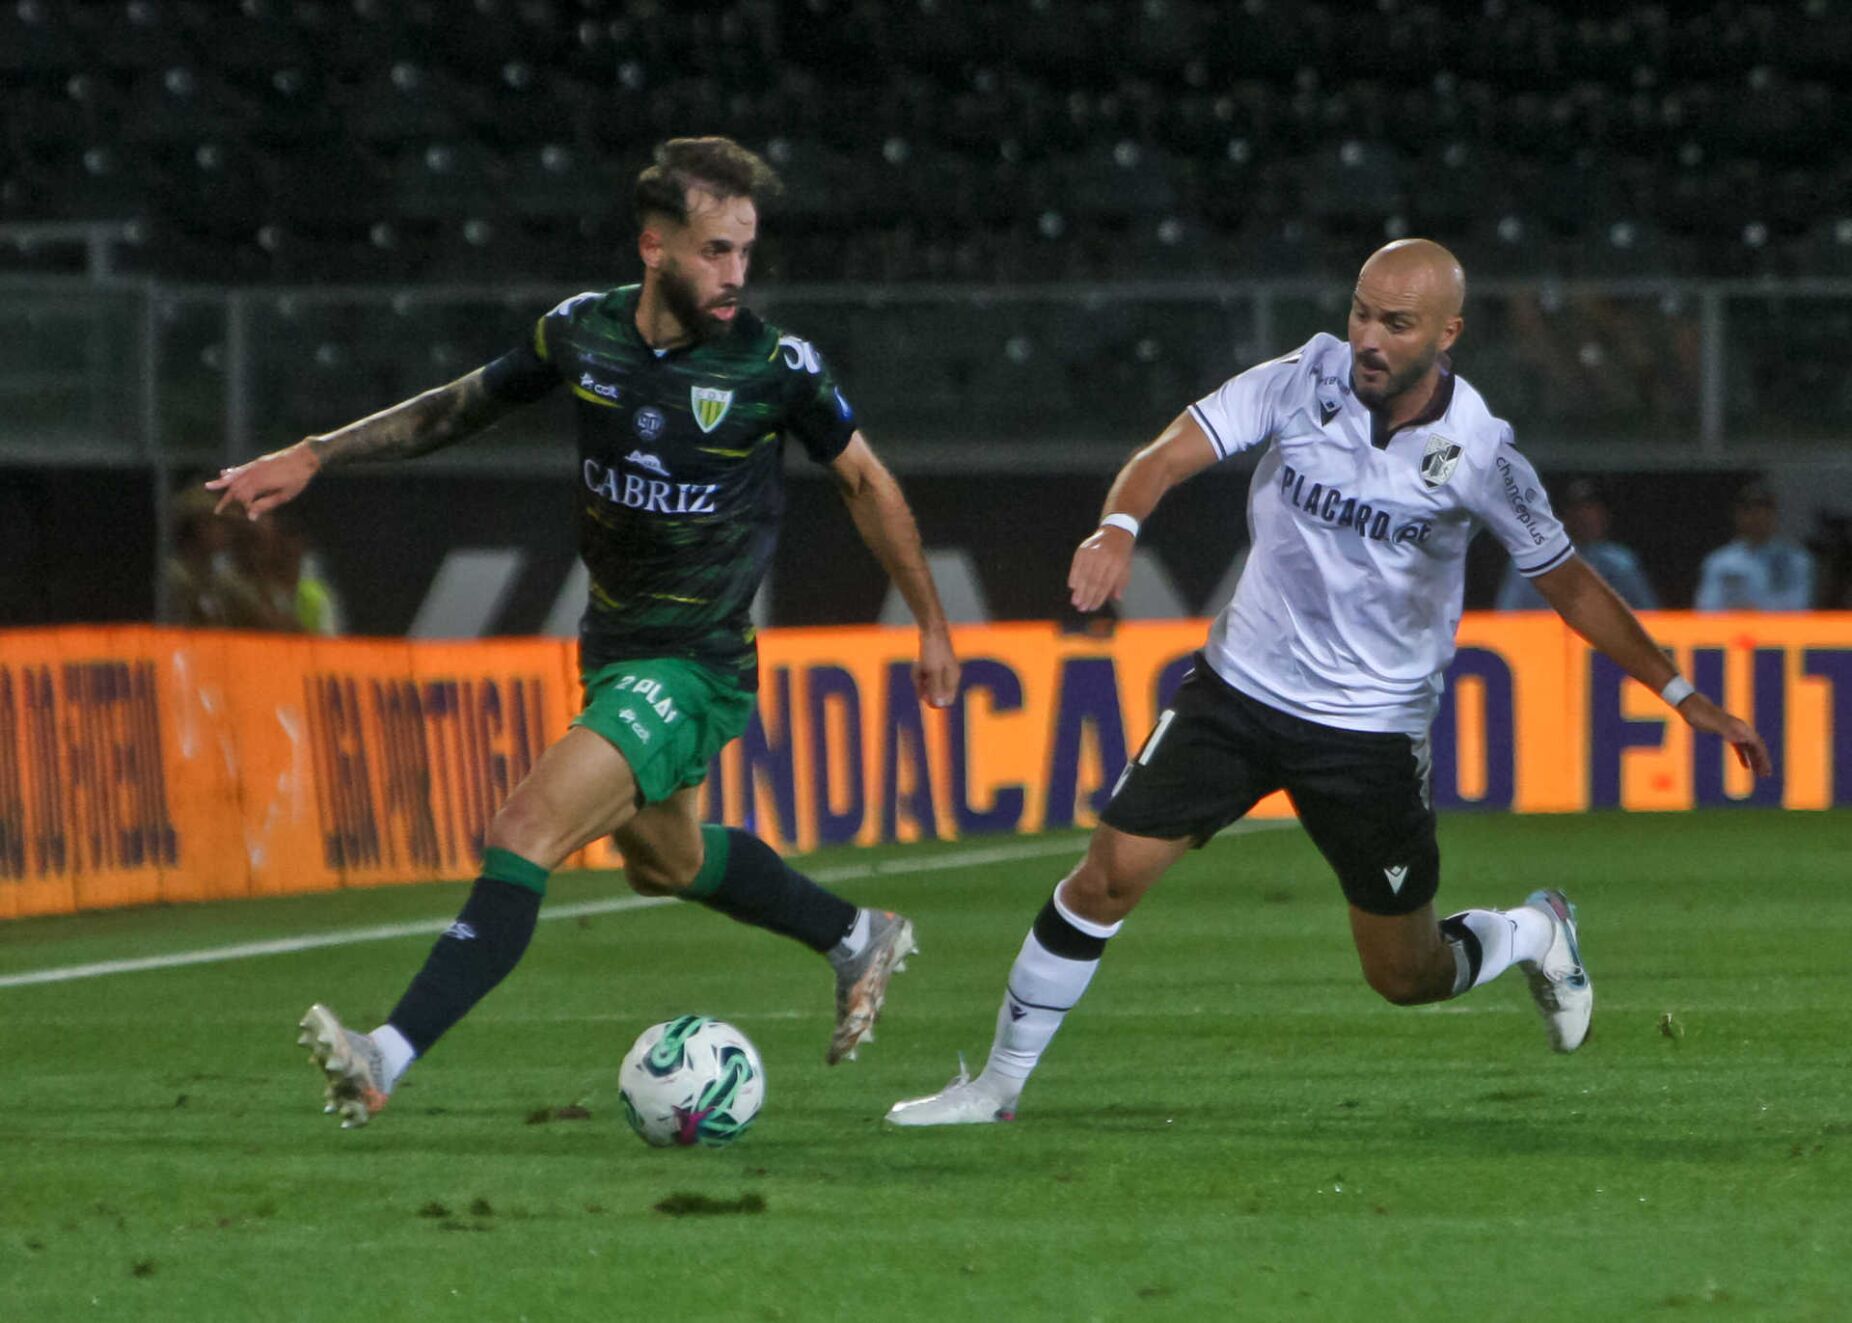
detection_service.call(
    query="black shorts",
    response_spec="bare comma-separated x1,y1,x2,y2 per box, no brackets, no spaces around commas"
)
1101,656,1439,916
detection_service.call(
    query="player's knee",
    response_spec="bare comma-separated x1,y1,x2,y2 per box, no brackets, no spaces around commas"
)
1059,858,1141,924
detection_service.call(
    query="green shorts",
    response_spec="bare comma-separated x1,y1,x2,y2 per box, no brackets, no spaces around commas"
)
573,658,755,806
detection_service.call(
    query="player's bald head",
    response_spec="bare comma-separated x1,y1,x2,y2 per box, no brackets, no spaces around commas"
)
1347,238,1466,412
1356,239,1466,320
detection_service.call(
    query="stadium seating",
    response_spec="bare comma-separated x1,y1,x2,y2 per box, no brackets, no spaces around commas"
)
4,0,1850,285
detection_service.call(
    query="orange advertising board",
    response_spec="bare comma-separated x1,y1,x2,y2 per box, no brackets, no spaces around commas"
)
1,616,1847,918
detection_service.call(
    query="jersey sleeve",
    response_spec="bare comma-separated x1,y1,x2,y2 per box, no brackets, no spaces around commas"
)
482,298,580,404
1466,429,1574,577
1187,350,1300,461
773,331,857,465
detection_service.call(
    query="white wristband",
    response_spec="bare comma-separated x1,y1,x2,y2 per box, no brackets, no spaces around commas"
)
1660,676,1696,709
1099,512,1140,540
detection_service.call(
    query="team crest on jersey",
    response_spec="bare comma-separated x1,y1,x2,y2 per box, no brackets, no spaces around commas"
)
1420,434,1463,488
690,385,734,434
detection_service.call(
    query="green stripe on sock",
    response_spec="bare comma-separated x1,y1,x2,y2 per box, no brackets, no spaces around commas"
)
480,847,549,896
684,825,732,900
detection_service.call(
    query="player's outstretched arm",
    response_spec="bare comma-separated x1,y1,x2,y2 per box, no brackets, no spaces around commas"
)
828,433,959,709
206,367,522,519
1069,410,1220,612
1531,555,1774,776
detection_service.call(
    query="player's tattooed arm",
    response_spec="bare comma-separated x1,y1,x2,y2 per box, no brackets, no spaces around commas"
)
207,368,520,518
307,368,516,466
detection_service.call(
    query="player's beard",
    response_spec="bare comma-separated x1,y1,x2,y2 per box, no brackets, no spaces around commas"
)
1352,343,1436,411
659,262,729,343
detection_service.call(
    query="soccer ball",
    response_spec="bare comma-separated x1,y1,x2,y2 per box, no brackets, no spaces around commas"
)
618,1015,765,1148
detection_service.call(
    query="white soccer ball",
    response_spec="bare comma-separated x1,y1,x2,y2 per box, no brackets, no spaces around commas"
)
618,1015,766,1148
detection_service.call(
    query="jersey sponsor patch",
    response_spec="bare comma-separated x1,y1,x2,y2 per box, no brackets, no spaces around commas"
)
690,385,734,434
625,449,670,476
1495,455,1548,545
776,333,822,374
1420,434,1463,488
633,405,666,441
575,370,622,407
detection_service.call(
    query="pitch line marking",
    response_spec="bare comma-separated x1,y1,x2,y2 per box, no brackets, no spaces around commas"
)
0,821,1296,991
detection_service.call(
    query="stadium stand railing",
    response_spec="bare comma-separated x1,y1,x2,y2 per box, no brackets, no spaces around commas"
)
5,274,1850,472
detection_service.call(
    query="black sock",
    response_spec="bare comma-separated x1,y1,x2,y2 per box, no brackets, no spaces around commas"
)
684,825,856,954
388,873,543,1055
1438,912,1485,997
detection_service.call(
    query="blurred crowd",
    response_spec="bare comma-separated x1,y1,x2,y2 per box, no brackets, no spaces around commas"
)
5,0,1849,285
166,486,342,633
1498,477,1843,614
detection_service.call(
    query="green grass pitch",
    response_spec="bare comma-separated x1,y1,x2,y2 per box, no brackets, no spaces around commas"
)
2,811,1848,1321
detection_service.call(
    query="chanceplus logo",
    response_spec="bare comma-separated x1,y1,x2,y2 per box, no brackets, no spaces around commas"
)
1496,456,1546,545
633,405,666,441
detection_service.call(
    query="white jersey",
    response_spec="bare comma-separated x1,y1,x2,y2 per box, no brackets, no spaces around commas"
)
1188,332,1571,736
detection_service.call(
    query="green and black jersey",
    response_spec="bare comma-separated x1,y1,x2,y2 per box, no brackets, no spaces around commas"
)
482,285,858,690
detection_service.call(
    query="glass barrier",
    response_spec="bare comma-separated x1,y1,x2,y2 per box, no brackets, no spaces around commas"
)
152,290,229,469
1723,293,1852,443
1,279,1846,468
0,284,148,462
1270,286,1703,446
756,291,1261,447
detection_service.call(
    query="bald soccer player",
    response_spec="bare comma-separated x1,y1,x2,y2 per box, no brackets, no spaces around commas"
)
889,239,1774,1126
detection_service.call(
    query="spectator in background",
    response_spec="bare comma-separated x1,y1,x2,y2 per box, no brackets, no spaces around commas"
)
165,489,341,632
249,512,344,635
1694,481,1814,612
1496,478,1657,611
165,488,284,628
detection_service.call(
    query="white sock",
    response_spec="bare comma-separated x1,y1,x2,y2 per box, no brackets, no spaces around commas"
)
979,891,1123,1098
833,908,873,961
1443,906,1554,995
371,1023,417,1091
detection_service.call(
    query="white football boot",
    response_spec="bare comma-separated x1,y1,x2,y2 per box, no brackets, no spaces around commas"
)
1520,889,1593,1052
298,1003,390,1128
828,910,917,1064
886,1058,1017,1127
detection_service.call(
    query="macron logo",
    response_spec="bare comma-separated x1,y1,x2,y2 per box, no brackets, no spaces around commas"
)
1006,1000,1027,1022
443,921,478,942
1383,865,1409,894
625,449,669,477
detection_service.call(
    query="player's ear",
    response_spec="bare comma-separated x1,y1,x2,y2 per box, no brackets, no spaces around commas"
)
1438,314,1463,353
638,222,666,271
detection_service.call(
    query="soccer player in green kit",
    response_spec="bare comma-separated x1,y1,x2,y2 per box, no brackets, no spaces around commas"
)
208,137,961,1128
